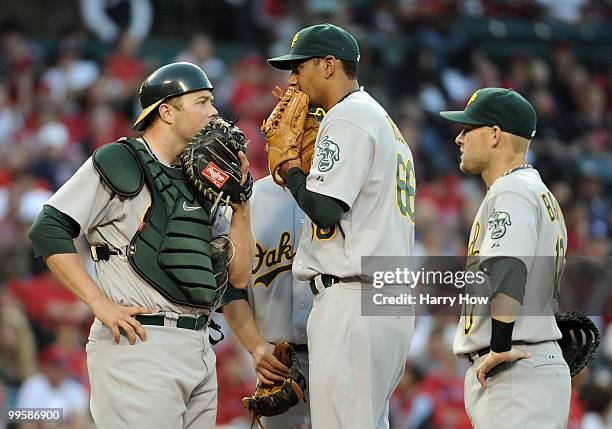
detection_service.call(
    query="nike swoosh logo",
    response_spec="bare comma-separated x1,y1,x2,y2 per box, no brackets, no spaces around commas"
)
182,202,202,211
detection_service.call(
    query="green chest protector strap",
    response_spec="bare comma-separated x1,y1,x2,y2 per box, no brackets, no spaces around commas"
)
92,138,227,310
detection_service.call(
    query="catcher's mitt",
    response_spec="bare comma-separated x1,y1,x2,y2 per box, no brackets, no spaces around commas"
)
262,85,320,186
181,117,253,208
242,342,307,421
555,310,601,377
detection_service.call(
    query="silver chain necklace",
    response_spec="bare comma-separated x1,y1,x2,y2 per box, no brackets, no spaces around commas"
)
502,163,533,177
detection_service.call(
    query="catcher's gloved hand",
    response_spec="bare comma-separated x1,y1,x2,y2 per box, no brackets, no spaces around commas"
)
261,85,323,186
181,116,253,207
555,310,601,377
242,342,307,420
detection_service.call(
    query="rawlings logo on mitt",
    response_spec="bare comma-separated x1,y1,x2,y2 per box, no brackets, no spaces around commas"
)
201,162,230,188
242,342,307,422
181,117,253,208
261,85,324,186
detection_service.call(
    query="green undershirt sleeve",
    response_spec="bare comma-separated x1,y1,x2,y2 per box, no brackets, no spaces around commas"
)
286,167,345,228
28,205,81,258
481,257,527,304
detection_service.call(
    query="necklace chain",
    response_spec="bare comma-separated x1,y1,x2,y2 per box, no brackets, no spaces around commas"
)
502,163,533,177
488,163,533,189
338,87,361,104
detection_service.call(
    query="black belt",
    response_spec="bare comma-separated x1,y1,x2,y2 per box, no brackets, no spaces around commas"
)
466,341,528,364
309,274,340,295
467,347,491,364
135,314,209,330
135,314,225,345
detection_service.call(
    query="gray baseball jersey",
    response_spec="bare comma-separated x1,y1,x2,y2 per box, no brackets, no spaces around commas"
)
247,175,312,344
453,167,567,355
237,175,312,429
293,90,416,281
46,138,229,315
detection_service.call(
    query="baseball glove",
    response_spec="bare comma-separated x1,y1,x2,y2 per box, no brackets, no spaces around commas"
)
262,85,318,186
181,117,253,208
555,310,601,377
242,342,307,421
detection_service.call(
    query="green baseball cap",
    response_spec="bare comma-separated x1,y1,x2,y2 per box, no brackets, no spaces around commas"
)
439,88,537,139
267,23,360,70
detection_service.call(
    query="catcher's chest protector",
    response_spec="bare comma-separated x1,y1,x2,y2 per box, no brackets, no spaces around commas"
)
121,138,224,309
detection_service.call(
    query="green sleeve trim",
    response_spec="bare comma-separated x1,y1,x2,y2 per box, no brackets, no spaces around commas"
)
286,167,345,228
216,283,248,312
28,205,80,258
92,141,144,197
482,257,527,304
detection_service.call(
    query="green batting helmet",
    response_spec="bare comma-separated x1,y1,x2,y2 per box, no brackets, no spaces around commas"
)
133,62,213,131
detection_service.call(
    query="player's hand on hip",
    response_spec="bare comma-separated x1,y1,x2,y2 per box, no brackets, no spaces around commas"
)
476,348,531,389
251,342,290,384
89,295,152,345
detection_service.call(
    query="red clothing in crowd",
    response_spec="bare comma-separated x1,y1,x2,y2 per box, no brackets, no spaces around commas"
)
7,272,80,329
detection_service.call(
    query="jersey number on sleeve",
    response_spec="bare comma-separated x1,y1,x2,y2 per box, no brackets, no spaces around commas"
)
395,153,416,223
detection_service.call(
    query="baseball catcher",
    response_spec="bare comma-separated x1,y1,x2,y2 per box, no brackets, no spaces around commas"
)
555,310,601,376
28,62,256,428
261,85,323,186
181,116,253,211
242,342,307,426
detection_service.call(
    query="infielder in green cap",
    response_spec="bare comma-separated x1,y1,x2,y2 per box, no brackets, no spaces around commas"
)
440,88,571,428
266,23,416,429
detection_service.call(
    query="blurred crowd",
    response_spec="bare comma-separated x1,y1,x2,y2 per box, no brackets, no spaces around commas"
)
0,0,611,428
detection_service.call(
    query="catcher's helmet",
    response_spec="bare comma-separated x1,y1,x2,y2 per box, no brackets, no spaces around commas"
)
133,62,213,131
